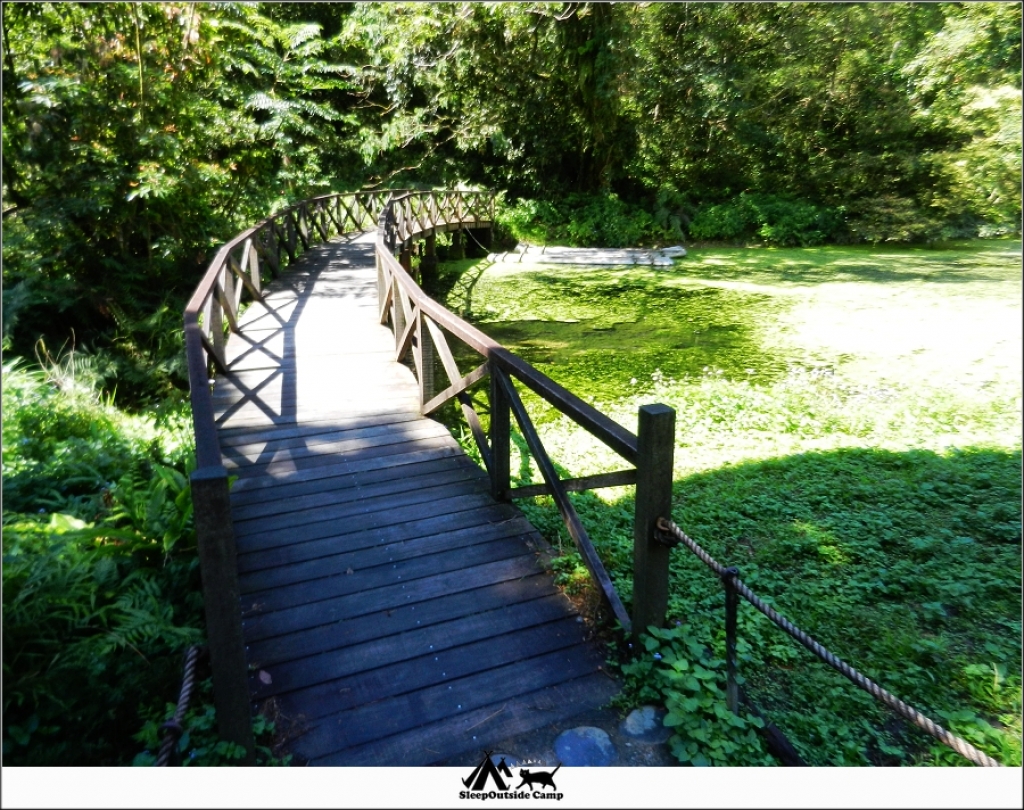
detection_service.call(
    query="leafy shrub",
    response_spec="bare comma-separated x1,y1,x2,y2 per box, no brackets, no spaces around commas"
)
494,195,562,246
496,192,682,248
133,678,291,766
689,193,844,246
843,195,952,244
1,356,190,517
105,300,191,405
616,624,776,766
927,664,1022,767
1,352,215,766
2,510,203,765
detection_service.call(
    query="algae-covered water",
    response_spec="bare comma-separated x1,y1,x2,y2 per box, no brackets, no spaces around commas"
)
430,239,1022,409
434,263,796,405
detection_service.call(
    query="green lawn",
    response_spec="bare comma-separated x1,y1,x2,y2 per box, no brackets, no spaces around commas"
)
428,239,1022,766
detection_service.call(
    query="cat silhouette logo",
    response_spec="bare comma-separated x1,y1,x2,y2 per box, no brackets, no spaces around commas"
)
462,750,512,791
514,764,561,791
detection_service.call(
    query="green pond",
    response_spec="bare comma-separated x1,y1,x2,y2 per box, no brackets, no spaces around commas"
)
425,238,1022,409
432,263,797,404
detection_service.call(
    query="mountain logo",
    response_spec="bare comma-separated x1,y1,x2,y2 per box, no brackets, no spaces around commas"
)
462,750,513,792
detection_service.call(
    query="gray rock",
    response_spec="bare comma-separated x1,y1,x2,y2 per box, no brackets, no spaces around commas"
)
553,726,617,766
619,706,673,744
661,245,687,257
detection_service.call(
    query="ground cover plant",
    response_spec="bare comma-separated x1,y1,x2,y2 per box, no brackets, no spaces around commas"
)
434,238,1022,766
1,353,285,765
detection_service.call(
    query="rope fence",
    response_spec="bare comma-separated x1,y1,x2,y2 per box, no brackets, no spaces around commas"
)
655,517,1003,768
155,645,207,767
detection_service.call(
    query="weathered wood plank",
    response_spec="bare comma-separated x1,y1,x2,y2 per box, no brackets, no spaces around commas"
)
241,553,543,642
228,444,466,497
217,403,423,435
234,479,492,540
237,505,525,573
218,408,423,448
242,534,537,614
214,360,414,391
267,612,583,721
272,616,590,750
220,418,452,465
238,516,535,595
225,433,461,479
247,574,558,669
231,456,483,517
316,671,617,766
250,597,579,703
213,392,423,427
235,491,504,552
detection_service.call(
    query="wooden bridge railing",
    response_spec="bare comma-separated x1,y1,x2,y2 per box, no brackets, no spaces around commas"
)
375,190,676,641
183,188,676,761
183,190,396,760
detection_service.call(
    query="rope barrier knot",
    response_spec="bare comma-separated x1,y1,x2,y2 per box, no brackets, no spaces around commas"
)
654,517,681,548
159,719,184,740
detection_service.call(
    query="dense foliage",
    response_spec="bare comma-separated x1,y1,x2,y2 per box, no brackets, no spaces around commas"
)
1,355,287,765
1,354,198,764
3,3,1020,394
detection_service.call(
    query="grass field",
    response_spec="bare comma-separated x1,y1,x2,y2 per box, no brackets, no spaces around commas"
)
427,239,1022,766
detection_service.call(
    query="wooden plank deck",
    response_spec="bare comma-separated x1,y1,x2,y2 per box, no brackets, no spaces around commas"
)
212,232,617,765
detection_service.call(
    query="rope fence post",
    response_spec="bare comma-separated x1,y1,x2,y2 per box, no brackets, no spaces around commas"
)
632,404,676,640
191,466,255,764
722,566,740,715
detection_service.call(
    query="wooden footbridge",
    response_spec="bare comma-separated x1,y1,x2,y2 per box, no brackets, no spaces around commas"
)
184,190,676,765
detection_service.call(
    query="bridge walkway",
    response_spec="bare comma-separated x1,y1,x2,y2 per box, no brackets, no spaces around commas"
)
210,232,617,765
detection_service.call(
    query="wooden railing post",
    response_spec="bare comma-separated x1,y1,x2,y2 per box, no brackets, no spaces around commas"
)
420,234,438,283
450,229,465,260
392,285,405,354
489,364,511,501
190,466,255,764
632,404,676,640
417,311,435,412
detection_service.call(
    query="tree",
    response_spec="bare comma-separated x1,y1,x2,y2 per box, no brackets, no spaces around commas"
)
1,2,363,401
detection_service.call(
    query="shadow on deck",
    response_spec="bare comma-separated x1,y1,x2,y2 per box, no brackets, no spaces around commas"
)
211,234,618,765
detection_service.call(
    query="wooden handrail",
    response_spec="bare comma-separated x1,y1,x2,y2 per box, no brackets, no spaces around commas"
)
185,191,398,469
373,190,662,635
373,200,638,464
